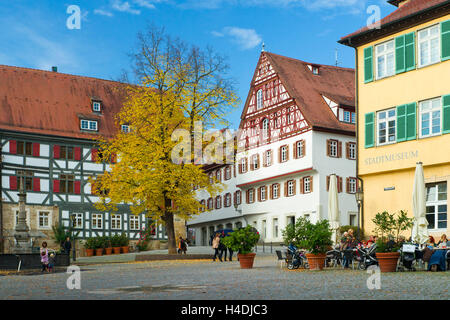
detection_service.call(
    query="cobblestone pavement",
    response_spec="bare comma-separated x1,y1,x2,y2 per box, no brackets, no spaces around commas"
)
0,255,448,300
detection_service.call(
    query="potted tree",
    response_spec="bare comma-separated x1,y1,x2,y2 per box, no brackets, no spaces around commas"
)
282,217,333,270
111,234,121,254
222,226,260,269
104,236,113,255
120,233,130,253
372,210,413,272
95,237,104,256
84,238,96,257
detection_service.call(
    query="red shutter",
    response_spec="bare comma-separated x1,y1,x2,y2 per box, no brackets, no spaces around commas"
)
301,140,306,157
346,178,350,193
245,158,248,172
284,182,288,197
10,176,18,190
270,185,273,199
9,140,17,154
74,147,82,161
257,187,261,202
338,176,343,193
53,145,60,159
338,141,342,158
346,143,350,160
32,143,40,157
310,176,313,192
233,192,237,205
293,142,298,159
53,180,60,193
299,178,304,194
256,154,260,170
74,181,81,194
286,145,290,161
91,148,98,162
326,176,330,191
33,178,40,192
246,190,250,204
292,180,296,195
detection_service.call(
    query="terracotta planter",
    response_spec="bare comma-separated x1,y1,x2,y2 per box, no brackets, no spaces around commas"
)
113,247,121,254
86,249,94,257
121,246,129,254
95,248,103,256
376,252,400,272
237,253,256,269
305,253,327,270
105,247,113,255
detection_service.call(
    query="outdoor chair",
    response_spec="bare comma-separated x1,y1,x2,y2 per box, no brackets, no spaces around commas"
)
275,250,287,269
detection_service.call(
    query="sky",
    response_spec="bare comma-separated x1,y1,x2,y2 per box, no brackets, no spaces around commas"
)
0,0,396,128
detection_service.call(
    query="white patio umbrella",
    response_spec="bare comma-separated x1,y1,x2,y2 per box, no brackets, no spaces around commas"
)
412,162,429,244
328,174,340,245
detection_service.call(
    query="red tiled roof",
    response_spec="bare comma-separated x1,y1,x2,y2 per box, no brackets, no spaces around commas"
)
0,65,128,140
261,52,355,134
341,0,450,43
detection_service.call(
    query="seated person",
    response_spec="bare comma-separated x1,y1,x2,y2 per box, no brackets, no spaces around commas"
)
437,234,448,248
426,235,436,248
428,249,447,272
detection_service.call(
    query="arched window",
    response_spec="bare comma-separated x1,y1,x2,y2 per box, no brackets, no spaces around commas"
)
262,118,269,139
257,89,263,110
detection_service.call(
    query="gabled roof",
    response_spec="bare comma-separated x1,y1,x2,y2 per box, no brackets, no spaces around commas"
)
0,65,128,141
340,0,450,46
241,52,355,134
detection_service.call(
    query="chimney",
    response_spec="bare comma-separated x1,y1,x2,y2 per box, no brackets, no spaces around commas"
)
52,66,58,72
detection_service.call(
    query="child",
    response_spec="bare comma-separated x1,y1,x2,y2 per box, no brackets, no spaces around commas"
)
48,252,56,273
40,241,49,272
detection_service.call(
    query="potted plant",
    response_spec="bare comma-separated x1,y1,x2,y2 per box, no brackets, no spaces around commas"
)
372,210,413,272
84,238,96,256
111,234,121,254
222,226,260,269
282,217,333,270
104,236,113,255
95,237,104,256
120,233,129,253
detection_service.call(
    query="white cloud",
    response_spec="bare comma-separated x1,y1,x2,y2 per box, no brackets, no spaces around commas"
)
133,0,156,9
213,27,262,50
94,9,114,17
112,0,141,14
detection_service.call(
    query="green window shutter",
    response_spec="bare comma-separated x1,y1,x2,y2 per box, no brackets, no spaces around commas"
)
364,46,373,83
443,95,450,134
405,32,416,71
395,35,406,74
441,20,450,61
406,102,417,140
397,104,406,142
365,112,375,148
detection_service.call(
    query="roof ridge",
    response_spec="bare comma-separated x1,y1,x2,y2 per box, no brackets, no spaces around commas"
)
0,64,127,85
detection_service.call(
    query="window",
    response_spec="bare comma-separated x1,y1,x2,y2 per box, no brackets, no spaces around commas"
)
225,166,231,180
257,89,263,110
418,24,440,68
351,112,356,124
312,67,319,75
347,142,356,160
16,141,33,156
225,193,232,207
287,112,292,124
303,177,311,193
349,214,357,226
287,180,295,196
251,154,259,170
262,118,269,139
199,200,206,212
420,97,441,138
247,189,255,203
295,140,305,159
111,214,122,230
344,111,351,123
59,146,75,160
81,119,98,131
17,170,33,192
327,140,339,157
60,174,75,194
240,158,248,173
425,182,447,230
264,150,272,167
235,191,241,205
259,186,266,201
216,170,221,181
92,213,103,229
280,145,288,163
347,177,357,194
92,101,101,112
121,125,130,133
377,109,396,145
14,210,30,227
207,198,214,210
130,215,140,230
273,218,279,238
38,211,50,229
215,196,222,209
72,213,83,229
272,184,279,199
375,40,395,79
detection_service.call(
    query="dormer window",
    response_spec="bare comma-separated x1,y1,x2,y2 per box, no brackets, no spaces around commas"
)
81,119,98,131
312,67,319,75
92,101,101,112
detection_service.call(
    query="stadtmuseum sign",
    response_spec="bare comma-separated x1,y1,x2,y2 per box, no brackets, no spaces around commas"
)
364,150,419,166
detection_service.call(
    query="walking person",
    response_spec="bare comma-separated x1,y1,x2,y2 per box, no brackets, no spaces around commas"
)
219,235,227,261
40,241,49,272
63,237,72,255
212,233,222,262
178,236,187,254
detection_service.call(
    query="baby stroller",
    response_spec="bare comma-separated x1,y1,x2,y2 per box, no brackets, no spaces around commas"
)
326,246,341,267
286,244,309,270
355,243,378,270
397,243,419,272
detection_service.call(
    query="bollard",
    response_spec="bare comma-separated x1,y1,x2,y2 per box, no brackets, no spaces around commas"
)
263,242,265,253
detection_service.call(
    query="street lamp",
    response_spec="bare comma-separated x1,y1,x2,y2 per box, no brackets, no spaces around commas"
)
355,187,364,241
70,214,76,262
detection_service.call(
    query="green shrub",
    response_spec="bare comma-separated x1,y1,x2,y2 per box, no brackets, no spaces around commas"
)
372,210,413,253
111,234,122,247
120,233,129,246
84,238,97,250
221,226,260,254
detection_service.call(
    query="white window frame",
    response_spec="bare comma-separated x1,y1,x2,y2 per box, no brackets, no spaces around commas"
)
296,141,303,158
92,101,101,112
260,187,266,201
257,89,263,110
344,110,351,123
248,189,254,203
111,214,122,230
349,142,356,160
121,125,130,133
265,150,272,166
349,178,357,194
377,108,396,146
272,184,279,199
419,97,442,139
281,146,288,162
216,196,221,209
73,213,83,229
375,39,395,80
81,119,98,131
225,193,231,207
240,158,247,173
129,215,140,231
304,177,311,193
425,182,447,230
225,166,231,180
287,180,294,196
37,211,51,230
418,24,440,68
262,118,269,139
252,154,259,170
91,213,103,229
351,112,356,124
329,140,338,157
236,191,241,205
208,198,213,210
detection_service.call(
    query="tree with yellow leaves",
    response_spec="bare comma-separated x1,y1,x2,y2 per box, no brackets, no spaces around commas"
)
93,26,238,254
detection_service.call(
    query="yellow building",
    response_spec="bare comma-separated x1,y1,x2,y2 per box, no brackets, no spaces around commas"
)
340,0,450,240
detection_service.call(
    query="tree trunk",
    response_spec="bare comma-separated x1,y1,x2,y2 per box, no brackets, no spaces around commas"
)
164,210,177,254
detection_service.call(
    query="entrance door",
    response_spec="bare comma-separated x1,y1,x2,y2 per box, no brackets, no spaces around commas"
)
201,227,207,246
